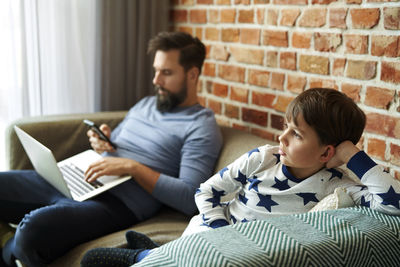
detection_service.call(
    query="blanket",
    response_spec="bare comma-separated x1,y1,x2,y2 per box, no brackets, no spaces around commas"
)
134,207,400,267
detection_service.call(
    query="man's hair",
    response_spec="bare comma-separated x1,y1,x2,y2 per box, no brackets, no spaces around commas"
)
147,31,206,73
285,88,366,146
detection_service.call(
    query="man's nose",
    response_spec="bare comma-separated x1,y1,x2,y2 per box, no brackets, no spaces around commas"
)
153,72,162,86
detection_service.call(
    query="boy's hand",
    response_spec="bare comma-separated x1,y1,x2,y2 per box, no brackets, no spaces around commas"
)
326,141,360,169
87,124,114,154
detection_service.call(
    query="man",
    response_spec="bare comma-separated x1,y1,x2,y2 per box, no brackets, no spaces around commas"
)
0,31,222,267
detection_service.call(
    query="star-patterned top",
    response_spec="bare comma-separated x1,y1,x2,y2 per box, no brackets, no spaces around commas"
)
193,145,400,232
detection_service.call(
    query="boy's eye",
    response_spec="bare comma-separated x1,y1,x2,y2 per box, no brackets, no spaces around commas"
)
293,131,301,139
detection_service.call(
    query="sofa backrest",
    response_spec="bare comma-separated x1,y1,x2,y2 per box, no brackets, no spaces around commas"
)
214,126,276,172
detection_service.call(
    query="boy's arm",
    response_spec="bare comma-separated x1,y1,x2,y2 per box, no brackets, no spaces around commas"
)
330,141,400,215
195,147,265,229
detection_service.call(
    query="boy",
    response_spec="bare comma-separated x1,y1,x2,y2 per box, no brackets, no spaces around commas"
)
81,88,400,266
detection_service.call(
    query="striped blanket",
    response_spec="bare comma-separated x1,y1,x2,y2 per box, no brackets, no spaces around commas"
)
134,207,400,267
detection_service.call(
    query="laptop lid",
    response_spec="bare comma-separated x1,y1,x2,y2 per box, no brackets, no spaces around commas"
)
14,125,73,199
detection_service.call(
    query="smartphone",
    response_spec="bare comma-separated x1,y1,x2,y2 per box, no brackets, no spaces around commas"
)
83,119,117,149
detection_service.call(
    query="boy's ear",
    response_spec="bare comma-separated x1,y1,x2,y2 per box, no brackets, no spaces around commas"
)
320,145,335,163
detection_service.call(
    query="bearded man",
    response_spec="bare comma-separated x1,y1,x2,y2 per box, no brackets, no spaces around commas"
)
0,31,222,267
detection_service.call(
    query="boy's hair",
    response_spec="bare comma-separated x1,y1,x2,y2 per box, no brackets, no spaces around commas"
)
285,88,366,146
147,31,206,73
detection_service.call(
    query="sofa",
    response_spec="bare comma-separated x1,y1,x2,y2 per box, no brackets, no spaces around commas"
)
5,111,271,266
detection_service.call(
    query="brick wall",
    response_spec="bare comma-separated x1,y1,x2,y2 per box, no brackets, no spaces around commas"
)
169,0,400,177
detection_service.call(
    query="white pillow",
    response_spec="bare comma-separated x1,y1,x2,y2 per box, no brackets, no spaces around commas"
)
310,187,354,212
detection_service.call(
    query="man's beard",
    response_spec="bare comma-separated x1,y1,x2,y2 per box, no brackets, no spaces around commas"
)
155,84,187,112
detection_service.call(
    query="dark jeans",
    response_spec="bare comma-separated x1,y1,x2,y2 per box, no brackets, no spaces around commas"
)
0,170,137,267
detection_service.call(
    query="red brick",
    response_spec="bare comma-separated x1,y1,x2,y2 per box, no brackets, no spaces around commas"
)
242,108,268,126
333,58,346,76
230,47,264,65
274,0,307,4
314,32,342,52
252,91,276,108
208,99,222,114
346,0,361,3
195,28,203,39
330,8,348,29
254,0,270,3
238,9,254,23
365,112,400,139
309,78,338,90
341,83,361,102
221,9,236,23
271,114,285,130
312,0,337,3
299,8,327,27
273,95,295,113
299,55,329,75
346,60,377,80
292,32,312,49
280,9,301,26
270,72,285,90
208,10,219,24
170,10,188,23
287,75,306,93
213,82,229,97
344,34,368,54
177,26,194,35
210,45,229,61
371,35,400,57
280,52,296,70
218,64,246,83
266,51,278,68
197,0,213,3
221,28,240,42
205,27,219,41
216,0,231,4
248,69,270,87
250,128,275,142
182,0,194,5
266,9,278,26
240,29,261,45
367,138,386,161
350,8,380,29
256,8,265,24
365,86,395,110
190,9,207,24
218,65,245,83
381,61,400,84
263,30,288,47
384,7,400,30
231,86,249,103
235,0,251,4
232,123,249,132
203,62,216,77
205,80,212,94
390,143,400,166
225,104,239,119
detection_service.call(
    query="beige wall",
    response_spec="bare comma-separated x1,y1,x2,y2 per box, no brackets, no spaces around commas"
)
170,0,400,178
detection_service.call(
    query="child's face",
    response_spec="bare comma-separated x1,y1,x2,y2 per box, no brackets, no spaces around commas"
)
278,113,329,179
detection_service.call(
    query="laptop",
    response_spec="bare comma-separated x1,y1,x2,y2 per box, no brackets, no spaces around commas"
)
14,125,131,201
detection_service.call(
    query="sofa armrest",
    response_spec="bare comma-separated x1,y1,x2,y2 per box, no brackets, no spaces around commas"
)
5,111,127,170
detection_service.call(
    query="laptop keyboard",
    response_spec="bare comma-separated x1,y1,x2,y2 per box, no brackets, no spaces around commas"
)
60,163,103,197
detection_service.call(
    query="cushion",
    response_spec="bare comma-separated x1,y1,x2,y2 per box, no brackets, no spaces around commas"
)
133,207,400,266
310,187,354,212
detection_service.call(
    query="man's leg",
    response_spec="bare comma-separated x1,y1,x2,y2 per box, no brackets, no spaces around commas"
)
0,171,138,266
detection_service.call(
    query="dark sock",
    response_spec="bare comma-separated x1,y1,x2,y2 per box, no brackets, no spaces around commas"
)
80,247,144,267
125,230,159,249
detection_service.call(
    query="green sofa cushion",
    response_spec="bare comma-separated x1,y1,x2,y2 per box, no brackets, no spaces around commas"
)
134,207,400,267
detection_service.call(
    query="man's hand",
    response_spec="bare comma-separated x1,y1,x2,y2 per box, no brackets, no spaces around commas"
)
85,157,135,182
87,124,114,154
326,141,360,169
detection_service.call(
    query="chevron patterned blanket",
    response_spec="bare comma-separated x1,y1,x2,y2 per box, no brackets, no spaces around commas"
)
134,207,400,267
